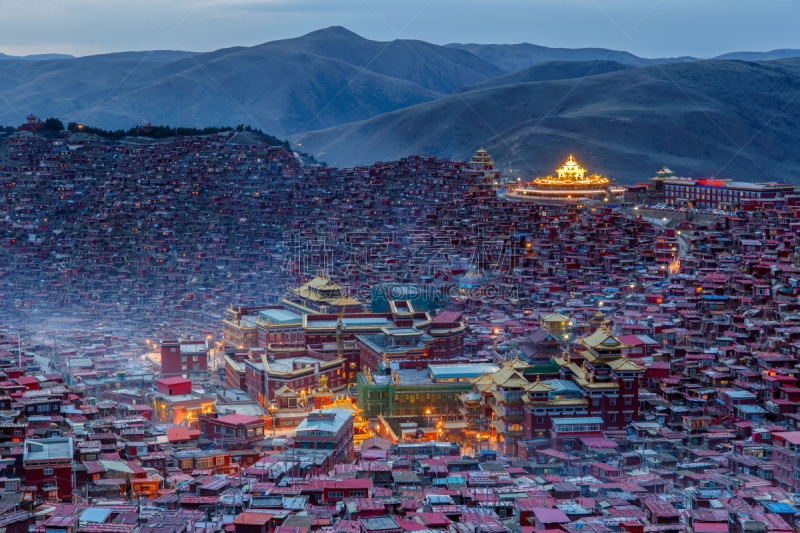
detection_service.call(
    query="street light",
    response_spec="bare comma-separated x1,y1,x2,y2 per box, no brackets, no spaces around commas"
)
268,404,276,437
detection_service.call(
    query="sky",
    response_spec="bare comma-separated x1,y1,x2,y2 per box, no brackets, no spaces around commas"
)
1,0,799,59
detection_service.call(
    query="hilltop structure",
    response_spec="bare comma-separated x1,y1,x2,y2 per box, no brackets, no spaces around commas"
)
505,155,624,204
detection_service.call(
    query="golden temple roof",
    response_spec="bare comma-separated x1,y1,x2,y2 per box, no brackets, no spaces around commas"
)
503,356,531,371
557,155,586,179
528,155,610,188
524,376,555,393
274,385,299,398
542,311,570,323
609,358,645,372
321,396,363,416
490,367,529,388
580,327,630,350
305,276,343,291
470,372,494,387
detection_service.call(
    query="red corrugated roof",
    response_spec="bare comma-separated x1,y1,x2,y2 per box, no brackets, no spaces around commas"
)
157,377,192,386
233,513,274,525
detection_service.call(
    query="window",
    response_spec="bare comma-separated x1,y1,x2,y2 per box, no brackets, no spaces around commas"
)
625,397,632,405
43,467,54,476
197,458,212,469
610,414,617,422
6,481,17,491
349,490,366,498
625,413,632,422
537,417,544,424
593,398,600,407
181,365,188,371
328,491,344,499
625,381,633,389
216,456,224,465
609,399,616,407
181,460,192,469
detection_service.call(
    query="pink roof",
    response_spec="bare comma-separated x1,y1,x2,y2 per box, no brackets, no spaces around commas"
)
532,508,570,524
157,376,192,386
694,525,728,533
775,431,800,445
579,436,617,449
214,414,263,425
433,311,463,323
166,426,201,441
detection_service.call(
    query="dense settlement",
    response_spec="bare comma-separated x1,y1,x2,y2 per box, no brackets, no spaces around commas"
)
0,118,799,533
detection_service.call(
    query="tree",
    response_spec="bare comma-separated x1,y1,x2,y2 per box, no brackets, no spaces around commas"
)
44,117,65,131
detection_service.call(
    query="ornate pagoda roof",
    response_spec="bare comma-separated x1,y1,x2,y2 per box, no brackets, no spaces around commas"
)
556,155,586,179
542,311,570,323
524,375,555,393
580,326,630,350
609,358,645,372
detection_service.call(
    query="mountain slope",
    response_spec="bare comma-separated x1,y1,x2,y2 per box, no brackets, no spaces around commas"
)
0,53,73,61
446,42,697,71
289,59,800,183
454,60,633,94
714,49,800,61
0,27,504,134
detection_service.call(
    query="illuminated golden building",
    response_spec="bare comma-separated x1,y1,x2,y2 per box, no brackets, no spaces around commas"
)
505,155,624,203
469,148,495,171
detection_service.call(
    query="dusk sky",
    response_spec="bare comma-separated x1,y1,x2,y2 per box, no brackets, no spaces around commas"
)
1,0,798,59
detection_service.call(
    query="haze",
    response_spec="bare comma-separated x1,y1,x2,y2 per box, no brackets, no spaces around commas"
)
1,0,798,59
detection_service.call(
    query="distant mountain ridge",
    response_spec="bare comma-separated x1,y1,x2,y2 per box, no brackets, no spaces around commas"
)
445,42,698,71
713,49,800,61
0,52,74,61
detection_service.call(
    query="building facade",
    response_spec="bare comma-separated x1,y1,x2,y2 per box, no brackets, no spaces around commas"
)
160,339,209,379
293,408,355,471
201,413,267,450
664,177,794,211
23,437,73,501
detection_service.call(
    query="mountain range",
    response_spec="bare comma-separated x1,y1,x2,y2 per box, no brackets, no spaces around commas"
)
290,58,800,183
2,28,800,181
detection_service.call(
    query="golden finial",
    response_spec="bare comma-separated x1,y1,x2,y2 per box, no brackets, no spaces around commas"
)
535,373,541,383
